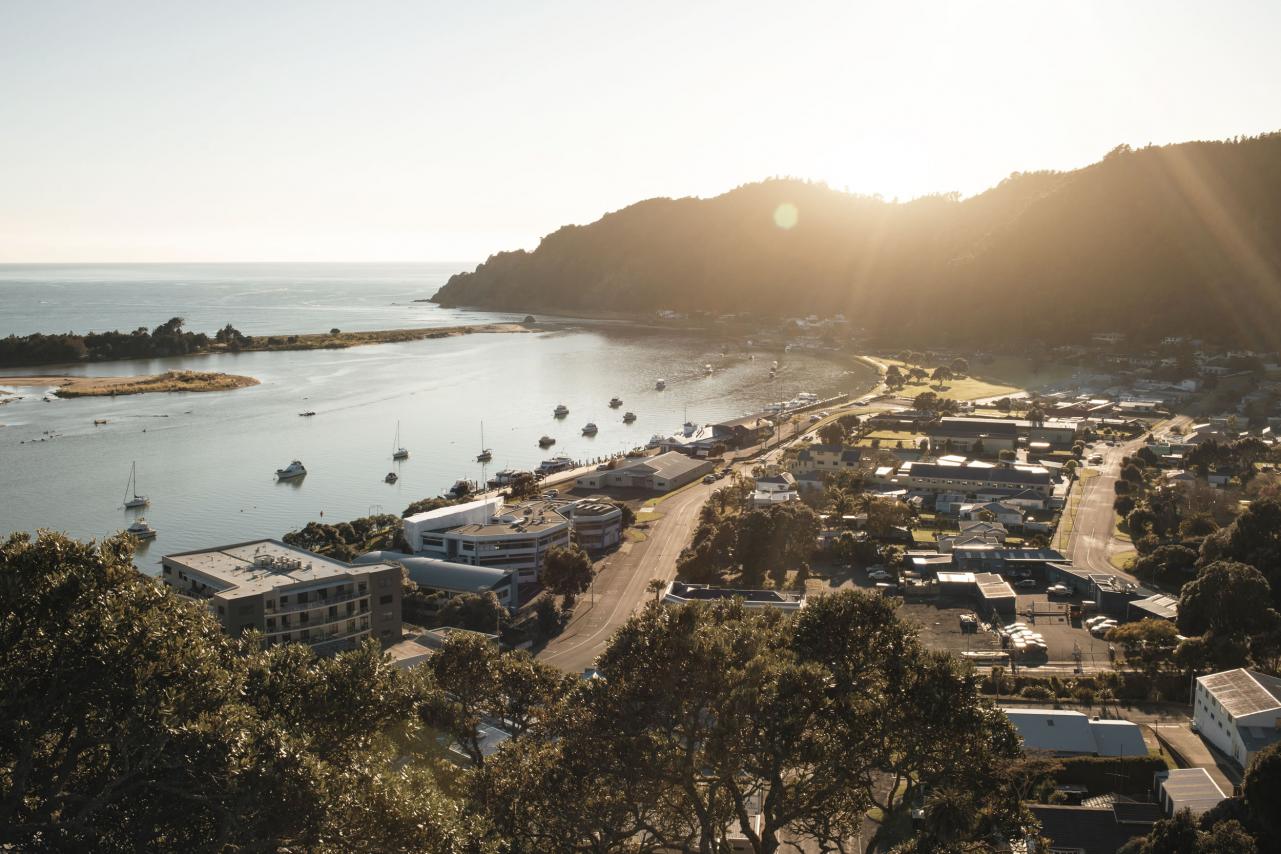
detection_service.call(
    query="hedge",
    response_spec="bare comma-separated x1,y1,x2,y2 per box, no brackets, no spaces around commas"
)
1055,754,1168,797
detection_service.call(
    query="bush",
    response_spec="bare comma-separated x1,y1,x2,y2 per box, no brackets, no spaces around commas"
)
1020,684,1054,701
1055,755,1168,796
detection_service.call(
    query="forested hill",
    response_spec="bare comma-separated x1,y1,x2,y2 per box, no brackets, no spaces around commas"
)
432,134,1281,348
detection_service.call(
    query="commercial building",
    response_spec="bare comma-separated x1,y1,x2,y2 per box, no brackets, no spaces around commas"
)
355,551,519,612
162,540,402,652
711,414,774,449
1193,669,1281,769
936,571,1016,614
1002,708,1147,757
883,460,1054,497
561,500,624,551
404,496,569,584
575,451,715,492
662,580,805,611
1155,768,1228,817
924,417,1018,453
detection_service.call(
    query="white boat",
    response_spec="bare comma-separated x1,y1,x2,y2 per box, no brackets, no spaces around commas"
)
122,461,149,509
538,455,574,474
488,468,523,487
703,363,713,374
609,397,623,408
582,422,598,435
276,460,307,479
623,411,636,423
554,404,569,417
447,479,478,498
126,517,157,540
392,421,409,460
384,471,398,484
655,379,666,390
476,421,492,462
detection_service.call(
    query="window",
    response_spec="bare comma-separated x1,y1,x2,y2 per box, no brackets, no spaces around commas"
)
280,594,289,605
379,594,393,605
163,565,172,575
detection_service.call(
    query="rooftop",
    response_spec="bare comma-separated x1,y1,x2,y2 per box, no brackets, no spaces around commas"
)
610,450,711,480
1157,768,1228,815
904,462,1052,486
451,499,571,537
925,417,1019,438
1198,668,1281,717
355,552,514,594
164,539,389,596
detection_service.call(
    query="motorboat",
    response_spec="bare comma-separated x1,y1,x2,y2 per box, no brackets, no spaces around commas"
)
487,468,523,488
538,455,574,475
391,421,409,460
553,404,569,417
476,421,492,462
655,379,666,390
122,461,149,509
609,397,623,408
276,460,307,479
126,517,157,540
703,363,713,374
384,472,398,484
538,435,556,447
582,422,598,435
94,419,108,425
447,479,477,498
299,411,316,417
623,411,636,423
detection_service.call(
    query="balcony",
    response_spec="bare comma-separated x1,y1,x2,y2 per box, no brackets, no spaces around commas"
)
266,589,367,614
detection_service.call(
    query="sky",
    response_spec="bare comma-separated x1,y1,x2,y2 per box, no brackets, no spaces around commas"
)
1,1,1279,263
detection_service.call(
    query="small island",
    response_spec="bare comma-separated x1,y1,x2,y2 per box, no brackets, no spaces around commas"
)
0,371,260,397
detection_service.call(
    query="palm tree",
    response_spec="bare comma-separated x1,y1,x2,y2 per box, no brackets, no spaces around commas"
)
646,578,667,603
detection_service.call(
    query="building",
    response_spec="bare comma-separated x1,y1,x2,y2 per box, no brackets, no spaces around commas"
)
1156,768,1229,817
404,496,570,584
751,472,800,507
957,500,1025,529
575,451,715,492
793,444,864,474
1029,804,1161,854
662,580,805,610
561,499,624,551
711,414,773,449
1127,593,1178,622
162,540,402,652
385,627,500,670
936,571,1016,614
355,551,519,612
885,460,1054,497
1193,669,1281,769
1002,708,1147,757
924,417,1018,453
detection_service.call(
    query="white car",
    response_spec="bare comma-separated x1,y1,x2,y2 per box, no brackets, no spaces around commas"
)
1084,615,1111,628
868,570,894,582
1005,622,1029,631
1091,622,1118,637
1047,584,1071,596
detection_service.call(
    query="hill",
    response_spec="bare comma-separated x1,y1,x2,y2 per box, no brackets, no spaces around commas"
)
432,134,1281,349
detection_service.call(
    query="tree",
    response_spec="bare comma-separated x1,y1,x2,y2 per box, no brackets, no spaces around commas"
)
931,365,953,387
540,544,594,604
0,530,469,852
1198,499,1281,609
1178,561,1281,669
999,449,1016,462
907,366,929,384
884,365,904,390
435,590,508,634
1242,741,1281,842
817,420,845,446
950,357,969,375
1106,619,1180,684
971,438,986,457
913,390,940,412
736,503,821,587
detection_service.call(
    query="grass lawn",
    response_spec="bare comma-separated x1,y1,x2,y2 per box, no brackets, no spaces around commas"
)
969,355,1081,391
1052,469,1098,550
912,528,939,544
1113,515,1132,543
1110,549,1137,571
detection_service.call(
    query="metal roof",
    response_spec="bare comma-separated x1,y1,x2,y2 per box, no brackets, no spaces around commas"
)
1199,669,1281,717
356,551,515,594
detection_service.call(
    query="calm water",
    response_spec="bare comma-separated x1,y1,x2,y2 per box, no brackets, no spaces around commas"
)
1,265,876,571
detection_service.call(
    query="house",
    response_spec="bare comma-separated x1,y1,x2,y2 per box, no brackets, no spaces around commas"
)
886,460,1054,497
1029,804,1162,854
662,580,805,610
751,472,800,507
355,551,519,612
1002,709,1147,757
162,540,403,652
957,500,1025,529
793,444,863,474
1155,768,1229,817
576,451,716,492
711,414,773,449
1192,669,1281,769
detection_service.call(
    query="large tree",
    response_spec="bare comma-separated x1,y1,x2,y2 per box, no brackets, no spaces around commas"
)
1199,498,1281,609
541,544,595,604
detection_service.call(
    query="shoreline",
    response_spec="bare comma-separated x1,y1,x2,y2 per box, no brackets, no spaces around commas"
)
0,322,530,370
0,371,260,398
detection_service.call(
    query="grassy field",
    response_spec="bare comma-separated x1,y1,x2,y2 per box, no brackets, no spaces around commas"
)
1110,549,1137,571
881,358,1022,402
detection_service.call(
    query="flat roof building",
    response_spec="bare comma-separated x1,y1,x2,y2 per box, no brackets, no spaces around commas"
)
356,551,519,611
1156,768,1228,817
162,539,402,652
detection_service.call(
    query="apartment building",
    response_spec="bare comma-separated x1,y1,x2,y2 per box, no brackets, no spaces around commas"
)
162,539,402,652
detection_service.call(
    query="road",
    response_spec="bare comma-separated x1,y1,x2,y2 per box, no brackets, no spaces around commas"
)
1063,416,1192,579
537,477,720,673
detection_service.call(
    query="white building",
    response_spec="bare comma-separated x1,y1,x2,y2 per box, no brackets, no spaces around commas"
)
751,472,800,507
1193,669,1281,769
1156,768,1228,817
1002,708,1147,757
403,496,569,584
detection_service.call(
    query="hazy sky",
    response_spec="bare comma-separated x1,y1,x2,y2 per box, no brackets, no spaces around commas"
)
1,1,1278,263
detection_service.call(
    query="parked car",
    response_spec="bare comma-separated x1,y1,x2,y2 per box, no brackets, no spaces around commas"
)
1016,578,1037,588
702,474,716,484
1047,583,1071,596
868,569,894,582
542,489,559,498
1084,615,1111,628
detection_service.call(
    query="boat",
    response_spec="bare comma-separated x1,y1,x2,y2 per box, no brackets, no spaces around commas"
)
299,411,316,417
126,517,157,540
582,422,598,435
655,378,667,390
704,363,713,374
553,404,569,417
384,472,398,484
623,411,636,423
538,435,556,447
391,421,409,460
122,461,149,509
476,422,492,462
487,468,523,488
93,419,108,425
276,460,307,479
609,397,623,408
447,478,478,498
538,455,575,474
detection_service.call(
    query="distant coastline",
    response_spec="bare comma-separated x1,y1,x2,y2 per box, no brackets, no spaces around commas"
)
0,371,259,397
0,322,530,369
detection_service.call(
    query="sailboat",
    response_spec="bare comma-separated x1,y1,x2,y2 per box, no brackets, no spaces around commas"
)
476,422,492,462
392,421,409,460
123,461,149,509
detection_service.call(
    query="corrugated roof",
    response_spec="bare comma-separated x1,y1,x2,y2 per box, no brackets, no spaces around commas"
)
1199,669,1281,717
356,551,514,594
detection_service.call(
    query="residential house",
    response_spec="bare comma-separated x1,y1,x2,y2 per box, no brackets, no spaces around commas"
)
751,472,800,507
793,444,863,475
957,500,1025,529
1002,709,1147,757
